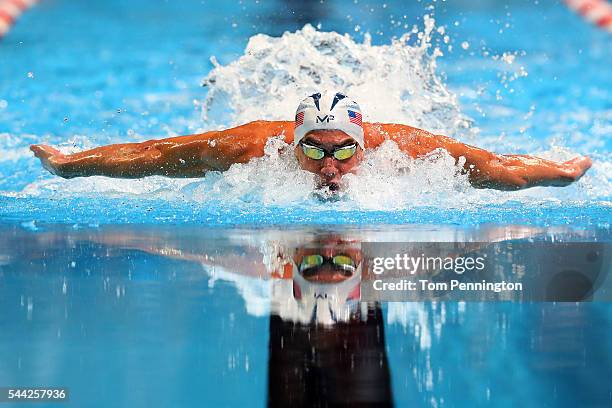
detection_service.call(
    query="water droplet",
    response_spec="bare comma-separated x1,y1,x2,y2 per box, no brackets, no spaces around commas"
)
27,297,34,320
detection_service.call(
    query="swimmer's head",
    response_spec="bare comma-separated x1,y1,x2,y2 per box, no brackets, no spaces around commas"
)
294,91,365,191
290,236,363,324
294,91,365,147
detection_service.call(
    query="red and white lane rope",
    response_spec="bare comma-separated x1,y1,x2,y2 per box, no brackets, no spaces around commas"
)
565,0,612,33
0,0,38,38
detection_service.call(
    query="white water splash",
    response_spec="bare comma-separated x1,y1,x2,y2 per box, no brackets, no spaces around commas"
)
201,19,472,136
180,136,317,205
343,141,473,209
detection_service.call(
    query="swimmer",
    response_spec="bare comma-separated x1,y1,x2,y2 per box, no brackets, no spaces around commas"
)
31,91,592,191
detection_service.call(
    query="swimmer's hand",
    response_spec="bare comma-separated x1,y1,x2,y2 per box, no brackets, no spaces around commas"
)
30,144,72,178
551,156,593,186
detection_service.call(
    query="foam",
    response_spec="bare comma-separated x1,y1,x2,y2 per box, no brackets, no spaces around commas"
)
201,18,472,136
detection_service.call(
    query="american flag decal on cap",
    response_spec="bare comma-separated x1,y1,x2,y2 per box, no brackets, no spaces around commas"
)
348,110,362,127
295,111,304,128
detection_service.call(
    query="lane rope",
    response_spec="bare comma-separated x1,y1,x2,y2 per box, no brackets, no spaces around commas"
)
0,0,38,38
2,1,609,39
565,0,612,33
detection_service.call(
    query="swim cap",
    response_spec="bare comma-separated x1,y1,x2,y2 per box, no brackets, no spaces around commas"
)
294,91,365,148
290,261,362,325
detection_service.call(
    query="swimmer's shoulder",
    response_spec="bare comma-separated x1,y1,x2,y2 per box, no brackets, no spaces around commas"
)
197,120,293,147
235,120,295,144
363,122,435,150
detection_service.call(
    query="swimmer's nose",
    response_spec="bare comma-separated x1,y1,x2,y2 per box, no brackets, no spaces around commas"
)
320,158,338,180
321,167,338,180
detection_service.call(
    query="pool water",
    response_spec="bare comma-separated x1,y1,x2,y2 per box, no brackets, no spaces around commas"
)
1,224,611,407
0,0,611,407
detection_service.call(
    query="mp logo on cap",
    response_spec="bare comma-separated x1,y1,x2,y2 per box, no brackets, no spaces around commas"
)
316,115,335,123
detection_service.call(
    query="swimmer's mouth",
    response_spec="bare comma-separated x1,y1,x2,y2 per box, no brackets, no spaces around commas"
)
326,183,340,192
314,177,346,198
315,182,341,195
317,177,343,192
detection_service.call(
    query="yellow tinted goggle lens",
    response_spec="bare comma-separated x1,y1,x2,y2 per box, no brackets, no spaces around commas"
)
332,255,355,268
333,145,357,161
301,143,357,161
301,254,324,270
302,145,325,160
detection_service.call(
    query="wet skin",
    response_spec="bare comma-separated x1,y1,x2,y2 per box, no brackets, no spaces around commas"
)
294,129,364,190
30,120,592,191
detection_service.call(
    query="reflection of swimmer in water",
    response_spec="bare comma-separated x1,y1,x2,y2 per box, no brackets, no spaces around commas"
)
31,91,591,192
275,235,366,325
54,226,549,320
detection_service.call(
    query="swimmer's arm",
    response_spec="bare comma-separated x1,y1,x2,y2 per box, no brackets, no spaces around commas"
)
30,121,293,178
431,135,592,190
370,124,592,190
71,230,270,277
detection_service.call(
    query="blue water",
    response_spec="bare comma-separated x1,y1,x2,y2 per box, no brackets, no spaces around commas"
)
1,0,611,407
1,225,611,407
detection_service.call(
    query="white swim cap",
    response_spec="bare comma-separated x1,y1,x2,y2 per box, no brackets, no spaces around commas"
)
290,262,362,325
294,91,365,148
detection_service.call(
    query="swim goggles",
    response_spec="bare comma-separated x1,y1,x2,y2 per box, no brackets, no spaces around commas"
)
299,254,357,277
299,142,357,161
